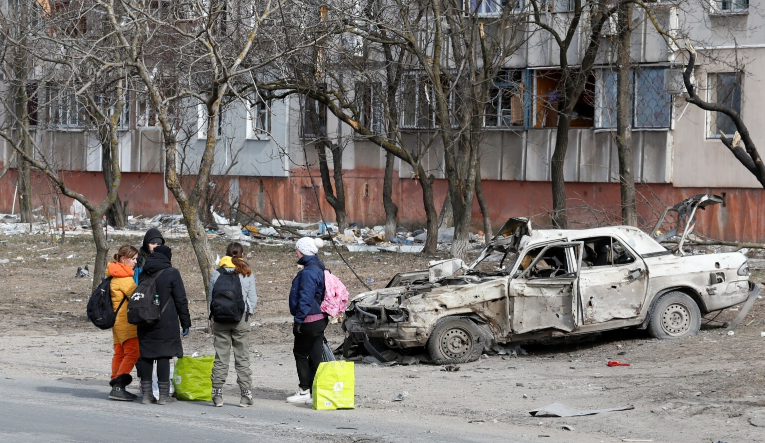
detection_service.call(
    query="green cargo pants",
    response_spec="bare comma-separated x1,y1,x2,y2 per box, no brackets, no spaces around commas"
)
211,316,252,391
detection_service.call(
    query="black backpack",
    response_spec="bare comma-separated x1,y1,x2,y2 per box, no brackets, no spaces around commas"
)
210,268,245,323
86,277,127,330
127,269,167,326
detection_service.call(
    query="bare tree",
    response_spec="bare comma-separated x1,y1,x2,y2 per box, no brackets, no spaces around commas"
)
0,0,130,289
528,0,614,228
681,43,765,188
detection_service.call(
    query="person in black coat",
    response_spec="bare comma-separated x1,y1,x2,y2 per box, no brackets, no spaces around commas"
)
137,245,191,405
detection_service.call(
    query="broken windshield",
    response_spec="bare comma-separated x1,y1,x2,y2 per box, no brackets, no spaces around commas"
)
468,246,520,275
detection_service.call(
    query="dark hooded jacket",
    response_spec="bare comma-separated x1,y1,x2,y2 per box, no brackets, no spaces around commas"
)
134,228,165,285
136,252,191,359
289,255,325,323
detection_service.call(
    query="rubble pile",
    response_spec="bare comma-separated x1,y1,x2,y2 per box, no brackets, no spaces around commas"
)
1,206,489,253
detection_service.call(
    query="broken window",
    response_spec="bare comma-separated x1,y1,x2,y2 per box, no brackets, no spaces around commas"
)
707,72,742,138
485,70,525,128
519,244,573,279
580,237,635,268
533,70,594,128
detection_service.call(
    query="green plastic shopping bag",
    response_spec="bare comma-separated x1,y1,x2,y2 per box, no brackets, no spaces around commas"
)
172,355,214,401
312,361,355,410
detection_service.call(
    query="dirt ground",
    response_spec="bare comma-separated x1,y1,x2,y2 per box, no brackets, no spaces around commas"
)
1,232,764,442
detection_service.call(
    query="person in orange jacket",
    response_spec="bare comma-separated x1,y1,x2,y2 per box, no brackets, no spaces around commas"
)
108,245,140,401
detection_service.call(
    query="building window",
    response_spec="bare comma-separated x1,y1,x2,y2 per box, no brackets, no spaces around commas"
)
401,74,433,129
465,0,524,16
355,82,383,135
708,72,742,138
715,0,748,12
534,70,595,128
595,67,671,129
136,93,157,127
47,87,84,128
634,68,671,128
246,97,272,140
485,70,525,128
301,95,327,138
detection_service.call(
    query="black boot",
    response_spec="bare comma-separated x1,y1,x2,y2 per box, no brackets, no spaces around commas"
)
157,381,176,405
109,374,135,401
140,380,155,405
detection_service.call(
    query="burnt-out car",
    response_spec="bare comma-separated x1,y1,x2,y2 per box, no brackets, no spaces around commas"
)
342,195,759,364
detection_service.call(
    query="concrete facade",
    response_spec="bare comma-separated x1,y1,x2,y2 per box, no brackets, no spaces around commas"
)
1,3,764,241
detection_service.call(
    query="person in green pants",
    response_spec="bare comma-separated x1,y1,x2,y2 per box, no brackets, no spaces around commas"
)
209,242,258,407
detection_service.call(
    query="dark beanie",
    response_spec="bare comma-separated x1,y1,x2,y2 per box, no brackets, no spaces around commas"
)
154,245,172,261
149,237,164,245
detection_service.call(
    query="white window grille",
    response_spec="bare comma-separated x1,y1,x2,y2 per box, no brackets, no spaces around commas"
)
47,87,85,129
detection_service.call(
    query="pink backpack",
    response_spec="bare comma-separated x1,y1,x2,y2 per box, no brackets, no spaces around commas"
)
321,270,350,317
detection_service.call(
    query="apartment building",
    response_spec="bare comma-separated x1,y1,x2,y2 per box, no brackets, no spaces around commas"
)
0,0,762,241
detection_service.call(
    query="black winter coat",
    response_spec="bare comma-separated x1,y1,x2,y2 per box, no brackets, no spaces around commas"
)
136,253,191,359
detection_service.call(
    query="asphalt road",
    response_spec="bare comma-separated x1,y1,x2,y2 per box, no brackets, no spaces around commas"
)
0,377,532,443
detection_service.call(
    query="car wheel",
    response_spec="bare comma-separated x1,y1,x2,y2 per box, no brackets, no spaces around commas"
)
426,317,483,364
648,291,701,339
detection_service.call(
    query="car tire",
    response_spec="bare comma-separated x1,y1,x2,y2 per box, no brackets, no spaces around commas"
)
426,317,483,364
648,291,701,339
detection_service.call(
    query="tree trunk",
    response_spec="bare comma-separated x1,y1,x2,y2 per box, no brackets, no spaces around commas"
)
16,139,32,223
438,195,453,228
315,142,348,231
102,143,127,228
382,150,398,240
616,2,637,227
551,111,571,229
475,168,493,242
450,198,472,261
417,164,438,254
89,213,110,292
11,0,33,224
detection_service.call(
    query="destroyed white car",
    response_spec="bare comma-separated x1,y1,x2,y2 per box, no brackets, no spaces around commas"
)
342,195,759,364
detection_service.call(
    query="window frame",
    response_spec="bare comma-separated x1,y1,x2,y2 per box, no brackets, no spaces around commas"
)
706,71,743,139
245,96,272,140
354,82,383,136
594,67,672,130
300,94,328,139
484,69,526,129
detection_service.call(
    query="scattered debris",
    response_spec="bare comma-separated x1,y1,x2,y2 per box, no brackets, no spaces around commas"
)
75,265,90,278
561,425,575,431
441,365,460,372
392,391,409,402
529,403,634,417
607,361,630,367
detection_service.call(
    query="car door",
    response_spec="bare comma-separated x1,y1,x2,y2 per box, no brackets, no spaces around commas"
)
508,241,583,334
577,236,649,325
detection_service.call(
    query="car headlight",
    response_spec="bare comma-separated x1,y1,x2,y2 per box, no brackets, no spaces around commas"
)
738,262,750,276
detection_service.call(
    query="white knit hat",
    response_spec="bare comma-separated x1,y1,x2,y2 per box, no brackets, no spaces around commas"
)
296,237,323,256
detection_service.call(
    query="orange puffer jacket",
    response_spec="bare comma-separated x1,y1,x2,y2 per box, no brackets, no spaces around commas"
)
106,262,138,344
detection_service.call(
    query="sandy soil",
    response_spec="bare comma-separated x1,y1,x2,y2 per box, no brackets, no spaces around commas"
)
1,233,764,442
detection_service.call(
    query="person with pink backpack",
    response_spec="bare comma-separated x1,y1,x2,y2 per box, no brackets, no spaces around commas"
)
287,237,329,404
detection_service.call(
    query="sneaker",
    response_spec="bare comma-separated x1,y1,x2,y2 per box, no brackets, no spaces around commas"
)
212,387,223,407
109,386,135,402
286,388,311,403
239,389,253,408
